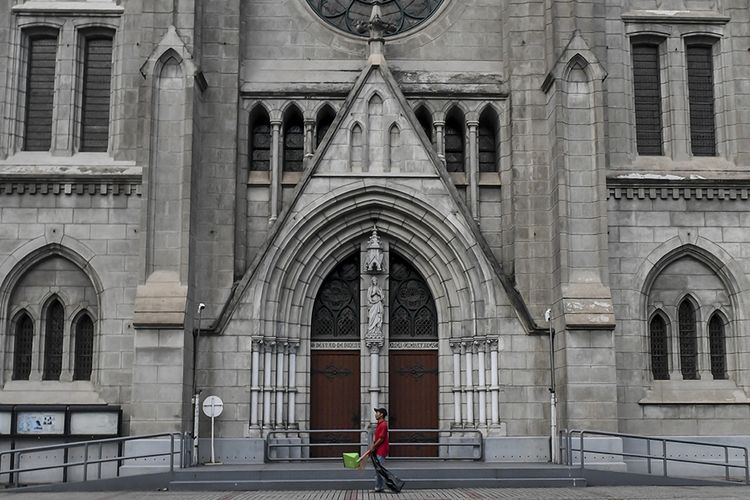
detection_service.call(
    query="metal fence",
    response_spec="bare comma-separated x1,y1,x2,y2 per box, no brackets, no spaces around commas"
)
0,432,189,487
265,428,483,461
562,429,749,484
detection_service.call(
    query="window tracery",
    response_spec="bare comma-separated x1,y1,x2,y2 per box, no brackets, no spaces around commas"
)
306,0,444,37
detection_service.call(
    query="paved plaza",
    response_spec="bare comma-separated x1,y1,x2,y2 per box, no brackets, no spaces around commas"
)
1,487,750,500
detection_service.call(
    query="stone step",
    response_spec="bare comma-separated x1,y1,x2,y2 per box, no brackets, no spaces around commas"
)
168,477,587,491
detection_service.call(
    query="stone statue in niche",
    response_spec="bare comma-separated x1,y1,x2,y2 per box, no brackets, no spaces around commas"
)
365,225,384,273
367,276,384,340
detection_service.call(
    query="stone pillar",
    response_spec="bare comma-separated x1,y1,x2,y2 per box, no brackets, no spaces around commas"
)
367,340,383,423
287,341,299,427
477,340,487,425
434,120,445,161
303,119,314,165
489,338,500,426
270,120,281,223
262,339,274,428
275,341,286,427
250,337,262,429
450,340,462,426
467,120,479,220
463,340,474,425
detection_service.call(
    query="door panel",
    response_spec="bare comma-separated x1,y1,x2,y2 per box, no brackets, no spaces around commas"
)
310,350,360,457
388,350,438,457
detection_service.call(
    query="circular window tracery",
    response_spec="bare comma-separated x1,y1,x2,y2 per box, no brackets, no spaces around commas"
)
306,0,445,37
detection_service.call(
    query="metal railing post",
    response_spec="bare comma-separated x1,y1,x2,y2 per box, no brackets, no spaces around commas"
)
83,443,89,482
579,432,585,469
662,439,667,477
169,434,175,472
98,442,103,480
646,439,651,474
745,448,749,485
724,446,730,482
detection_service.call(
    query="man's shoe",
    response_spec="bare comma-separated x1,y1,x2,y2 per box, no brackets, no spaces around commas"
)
371,488,384,493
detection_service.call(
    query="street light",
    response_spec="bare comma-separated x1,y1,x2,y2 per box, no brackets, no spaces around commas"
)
545,308,558,464
192,302,205,465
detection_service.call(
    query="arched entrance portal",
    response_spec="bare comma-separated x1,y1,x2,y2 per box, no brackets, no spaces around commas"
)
388,252,439,457
309,253,361,457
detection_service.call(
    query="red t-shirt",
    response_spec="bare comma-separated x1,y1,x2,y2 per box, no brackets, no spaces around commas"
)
374,420,389,457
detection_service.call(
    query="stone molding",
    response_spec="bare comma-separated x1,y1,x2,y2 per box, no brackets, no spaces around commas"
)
310,341,360,350
388,341,438,350
608,180,750,201
0,178,142,196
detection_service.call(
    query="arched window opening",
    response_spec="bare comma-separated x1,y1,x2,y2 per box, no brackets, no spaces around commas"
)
24,30,59,151
708,314,727,380
414,105,433,143
43,299,65,380
13,313,34,380
283,106,304,172
249,107,271,171
350,123,363,171
74,313,94,381
389,252,437,340
315,105,336,148
79,30,114,152
388,124,401,171
631,40,663,156
649,314,669,380
478,107,499,173
311,254,360,340
444,109,465,173
678,299,698,380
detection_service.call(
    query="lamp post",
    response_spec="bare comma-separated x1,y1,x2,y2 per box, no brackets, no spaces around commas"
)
545,308,558,464
192,302,205,465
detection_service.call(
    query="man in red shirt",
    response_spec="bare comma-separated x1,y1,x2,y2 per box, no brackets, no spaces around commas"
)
360,407,389,492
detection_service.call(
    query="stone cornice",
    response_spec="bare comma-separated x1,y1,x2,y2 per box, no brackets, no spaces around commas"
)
0,175,142,196
608,177,750,201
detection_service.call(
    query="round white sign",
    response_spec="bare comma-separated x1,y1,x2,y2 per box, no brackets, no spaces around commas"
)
202,395,224,418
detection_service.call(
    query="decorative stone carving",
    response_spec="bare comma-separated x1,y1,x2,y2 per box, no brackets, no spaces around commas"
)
366,276,384,343
364,224,384,273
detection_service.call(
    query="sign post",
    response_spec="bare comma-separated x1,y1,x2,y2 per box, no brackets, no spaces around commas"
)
202,395,224,464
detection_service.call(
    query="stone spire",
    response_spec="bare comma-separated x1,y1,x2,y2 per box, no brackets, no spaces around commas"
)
356,1,395,65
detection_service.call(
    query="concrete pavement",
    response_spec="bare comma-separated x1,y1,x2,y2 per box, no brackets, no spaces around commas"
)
0,486,750,499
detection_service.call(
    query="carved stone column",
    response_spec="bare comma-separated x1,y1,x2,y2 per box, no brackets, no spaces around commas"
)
367,339,384,423
463,340,474,425
488,337,500,425
250,336,263,429
433,120,445,161
275,340,286,427
287,341,299,427
303,119,315,164
262,339,275,428
270,120,281,223
467,120,479,221
450,340,462,426
476,339,487,425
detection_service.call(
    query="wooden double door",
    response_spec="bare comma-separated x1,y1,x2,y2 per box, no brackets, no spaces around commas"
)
309,349,439,458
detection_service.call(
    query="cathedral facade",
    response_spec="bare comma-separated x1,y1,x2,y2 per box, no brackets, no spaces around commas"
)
1,0,750,464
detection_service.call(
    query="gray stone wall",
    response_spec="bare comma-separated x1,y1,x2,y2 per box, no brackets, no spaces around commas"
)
0,186,142,422
609,186,750,435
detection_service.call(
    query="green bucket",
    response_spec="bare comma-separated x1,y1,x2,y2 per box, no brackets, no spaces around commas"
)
342,452,360,469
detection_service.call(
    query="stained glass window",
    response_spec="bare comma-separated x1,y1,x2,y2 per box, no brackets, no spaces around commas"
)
649,314,669,380
43,299,65,380
312,254,360,339
306,0,444,37
708,314,727,380
13,313,34,380
678,300,698,380
389,252,437,340
74,313,95,380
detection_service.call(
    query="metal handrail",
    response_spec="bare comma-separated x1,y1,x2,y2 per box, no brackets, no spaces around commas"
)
266,428,483,461
564,429,749,484
0,432,188,487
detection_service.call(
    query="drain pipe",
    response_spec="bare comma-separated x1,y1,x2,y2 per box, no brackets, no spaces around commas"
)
545,308,558,464
192,302,205,465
